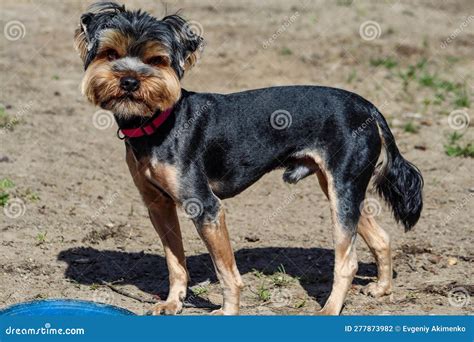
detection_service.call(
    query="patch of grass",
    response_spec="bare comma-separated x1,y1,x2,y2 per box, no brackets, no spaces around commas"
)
347,69,357,84
336,0,352,6
52,75,60,80
433,93,445,105
398,65,417,90
270,264,294,287
0,178,15,206
279,47,293,56
256,283,271,302
0,178,15,189
370,57,398,69
36,232,47,245
418,72,437,88
0,106,22,130
412,64,470,107
252,269,265,279
446,56,460,64
418,72,460,93
403,121,419,134
444,132,474,158
294,298,306,309
453,87,471,108
0,106,10,128
191,286,209,297
24,189,40,202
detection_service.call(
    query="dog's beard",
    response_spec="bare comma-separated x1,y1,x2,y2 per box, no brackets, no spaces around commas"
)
101,96,154,118
82,60,181,118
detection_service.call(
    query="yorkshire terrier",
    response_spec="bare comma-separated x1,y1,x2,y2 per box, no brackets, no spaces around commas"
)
75,2,423,315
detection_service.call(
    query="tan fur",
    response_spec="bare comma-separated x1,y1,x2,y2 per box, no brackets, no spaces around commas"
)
297,151,359,315
80,30,181,117
357,216,393,297
141,41,171,64
98,29,133,57
313,150,393,312
147,160,180,200
184,50,200,71
73,27,88,62
197,209,243,315
209,180,224,194
126,147,188,315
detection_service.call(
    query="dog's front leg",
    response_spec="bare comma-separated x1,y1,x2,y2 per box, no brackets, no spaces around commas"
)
146,200,188,315
193,202,243,315
125,147,188,315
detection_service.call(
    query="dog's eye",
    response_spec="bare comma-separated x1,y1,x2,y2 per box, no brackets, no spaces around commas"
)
106,49,119,61
147,56,167,67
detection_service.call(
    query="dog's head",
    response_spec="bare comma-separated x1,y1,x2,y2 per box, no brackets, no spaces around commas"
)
75,2,203,118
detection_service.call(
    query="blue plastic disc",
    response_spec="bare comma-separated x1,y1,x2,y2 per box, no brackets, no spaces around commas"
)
0,299,136,316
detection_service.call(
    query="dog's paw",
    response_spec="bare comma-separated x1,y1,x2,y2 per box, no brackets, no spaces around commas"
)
315,307,339,316
146,301,182,315
361,282,392,298
210,308,225,315
209,307,239,315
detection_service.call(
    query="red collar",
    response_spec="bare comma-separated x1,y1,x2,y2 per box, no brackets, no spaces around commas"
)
118,107,173,139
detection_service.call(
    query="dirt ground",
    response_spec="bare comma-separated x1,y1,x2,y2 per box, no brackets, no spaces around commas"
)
0,0,473,315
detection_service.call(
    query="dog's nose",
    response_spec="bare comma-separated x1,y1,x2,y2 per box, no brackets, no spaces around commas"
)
120,76,140,92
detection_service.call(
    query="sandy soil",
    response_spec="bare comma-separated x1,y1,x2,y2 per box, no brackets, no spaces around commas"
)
0,0,473,315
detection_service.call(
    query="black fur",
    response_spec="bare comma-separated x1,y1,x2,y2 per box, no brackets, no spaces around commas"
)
78,2,423,232
372,108,424,231
120,87,423,231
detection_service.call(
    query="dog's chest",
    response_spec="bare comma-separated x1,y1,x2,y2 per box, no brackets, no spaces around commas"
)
141,157,180,199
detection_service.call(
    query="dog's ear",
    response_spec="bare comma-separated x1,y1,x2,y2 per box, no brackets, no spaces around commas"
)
162,14,204,73
74,13,94,62
74,2,126,63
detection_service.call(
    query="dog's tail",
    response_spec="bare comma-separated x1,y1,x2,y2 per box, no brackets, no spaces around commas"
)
371,107,423,231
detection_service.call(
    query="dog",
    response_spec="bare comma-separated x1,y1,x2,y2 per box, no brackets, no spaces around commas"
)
75,2,423,315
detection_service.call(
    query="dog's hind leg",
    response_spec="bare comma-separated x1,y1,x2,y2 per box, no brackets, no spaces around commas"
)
318,213,358,315
318,170,392,297
311,153,376,315
357,215,392,297
315,171,360,314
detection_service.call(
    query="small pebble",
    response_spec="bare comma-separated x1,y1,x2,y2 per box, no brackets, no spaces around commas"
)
447,257,458,266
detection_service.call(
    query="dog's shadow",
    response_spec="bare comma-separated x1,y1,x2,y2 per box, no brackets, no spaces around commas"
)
57,246,378,309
